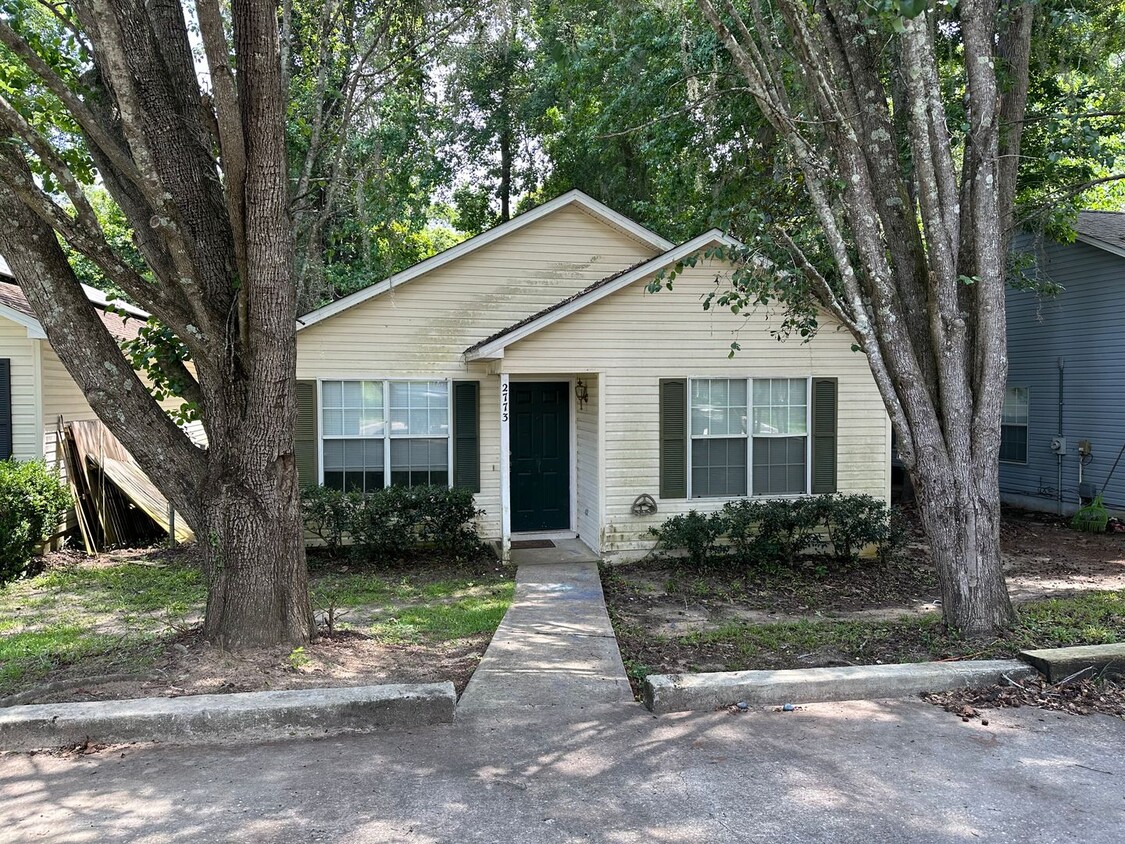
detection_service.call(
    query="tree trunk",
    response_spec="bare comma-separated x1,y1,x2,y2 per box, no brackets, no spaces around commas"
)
912,451,1015,636
198,450,313,648
0,0,314,648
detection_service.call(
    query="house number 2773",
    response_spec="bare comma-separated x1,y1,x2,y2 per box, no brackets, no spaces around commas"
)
501,382,509,423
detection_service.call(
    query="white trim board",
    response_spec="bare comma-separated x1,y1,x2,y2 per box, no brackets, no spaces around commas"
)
0,303,46,339
1074,232,1125,262
464,229,742,362
295,190,676,332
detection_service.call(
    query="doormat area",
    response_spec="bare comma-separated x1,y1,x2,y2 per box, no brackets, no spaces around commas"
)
511,539,556,550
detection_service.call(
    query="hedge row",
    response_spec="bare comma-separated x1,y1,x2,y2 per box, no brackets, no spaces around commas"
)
649,494,908,569
300,484,486,560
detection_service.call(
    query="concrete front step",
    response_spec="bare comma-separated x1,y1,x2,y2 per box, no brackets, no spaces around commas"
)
643,660,1036,714
1019,643,1125,683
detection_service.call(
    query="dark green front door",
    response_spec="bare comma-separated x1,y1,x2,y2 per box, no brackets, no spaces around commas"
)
511,382,570,532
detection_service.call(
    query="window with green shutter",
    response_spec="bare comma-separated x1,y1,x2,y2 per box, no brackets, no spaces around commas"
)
294,380,318,487
810,378,838,494
0,359,11,459
452,380,480,492
670,376,837,498
659,378,688,498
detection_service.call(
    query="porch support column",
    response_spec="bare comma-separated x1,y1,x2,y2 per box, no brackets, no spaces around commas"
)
499,372,512,563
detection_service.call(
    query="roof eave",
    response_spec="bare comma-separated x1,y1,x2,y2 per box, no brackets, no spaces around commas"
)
1074,231,1125,261
0,302,45,339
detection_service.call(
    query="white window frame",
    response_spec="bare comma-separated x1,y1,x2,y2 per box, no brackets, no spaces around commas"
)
1000,385,1030,465
686,376,813,500
317,377,454,491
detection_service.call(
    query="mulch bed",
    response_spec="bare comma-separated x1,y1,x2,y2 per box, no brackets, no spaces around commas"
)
925,674,1125,723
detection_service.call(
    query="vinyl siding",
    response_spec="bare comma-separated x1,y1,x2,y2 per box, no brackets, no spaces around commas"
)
296,204,661,538
1002,236,1125,512
499,259,889,558
0,318,40,460
575,374,600,552
39,342,99,471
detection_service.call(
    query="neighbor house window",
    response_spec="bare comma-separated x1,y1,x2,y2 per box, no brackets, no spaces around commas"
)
322,380,448,491
688,377,809,498
1000,386,1029,463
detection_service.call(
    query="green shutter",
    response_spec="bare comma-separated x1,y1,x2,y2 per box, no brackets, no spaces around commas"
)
659,378,687,499
452,380,480,492
294,379,318,487
0,359,11,459
811,377,838,494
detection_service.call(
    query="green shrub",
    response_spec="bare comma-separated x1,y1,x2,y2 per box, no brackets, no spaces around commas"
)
302,484,486,562
873,506,911,564
752,497,825,565
648,510,728,568
0,459,71,586
413,485,485,557
650,495,909,570
822,494,887,564
300,485,359,555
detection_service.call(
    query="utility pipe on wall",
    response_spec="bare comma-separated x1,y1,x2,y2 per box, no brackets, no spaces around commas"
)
1057,357,1065,515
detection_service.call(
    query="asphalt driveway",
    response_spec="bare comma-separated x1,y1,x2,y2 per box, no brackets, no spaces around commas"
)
1,698,1121,843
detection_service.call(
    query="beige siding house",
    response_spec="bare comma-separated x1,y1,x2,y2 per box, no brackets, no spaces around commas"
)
295,190,891,561
0,268,204,470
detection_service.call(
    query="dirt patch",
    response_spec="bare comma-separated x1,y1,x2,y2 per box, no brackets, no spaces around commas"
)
16,627,490,706
604,507,1125,639
926,674,1125,722
604,508,1125,690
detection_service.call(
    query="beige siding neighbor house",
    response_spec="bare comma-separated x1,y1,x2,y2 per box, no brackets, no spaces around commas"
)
0,262,204,470
295,190,891,561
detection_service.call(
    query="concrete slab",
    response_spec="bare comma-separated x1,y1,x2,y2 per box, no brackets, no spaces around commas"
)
644,660,1037,714
509,537,599,566
0,682,456,752
457,562,634,716
1020,643,1125,682
2,700,1123,842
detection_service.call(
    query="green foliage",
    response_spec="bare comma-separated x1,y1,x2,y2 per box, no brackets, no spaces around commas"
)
300,484,486,562
300,485,361,554
0,460,71,586
650,495,908,570
648,510,727,568
117,317,199,424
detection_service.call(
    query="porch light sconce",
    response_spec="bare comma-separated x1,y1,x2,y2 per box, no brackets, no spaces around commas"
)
574,379,589,410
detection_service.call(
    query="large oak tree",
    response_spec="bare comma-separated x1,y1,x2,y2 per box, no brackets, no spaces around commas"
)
694,0,1035,636
0,0,313,647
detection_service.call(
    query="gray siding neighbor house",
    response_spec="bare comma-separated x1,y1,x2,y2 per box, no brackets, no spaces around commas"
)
1002,211,1125,516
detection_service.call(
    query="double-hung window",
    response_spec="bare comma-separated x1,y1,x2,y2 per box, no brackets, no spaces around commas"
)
1000,386,1029,463
752,378,808,495
689,377,809,498
321,379,449,492
691,379,748,497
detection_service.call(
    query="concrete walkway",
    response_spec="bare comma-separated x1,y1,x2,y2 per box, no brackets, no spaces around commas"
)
457,562,634,717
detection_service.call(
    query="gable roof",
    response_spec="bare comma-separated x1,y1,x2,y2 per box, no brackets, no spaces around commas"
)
295,189,675,331
463,229,742,361
1075,211,1125,259
0,279,144,341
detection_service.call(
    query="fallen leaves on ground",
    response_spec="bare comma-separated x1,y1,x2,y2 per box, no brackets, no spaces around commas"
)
925,674,1125,721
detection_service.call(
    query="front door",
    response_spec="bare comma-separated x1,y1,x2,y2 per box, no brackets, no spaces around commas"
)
511,382,570,532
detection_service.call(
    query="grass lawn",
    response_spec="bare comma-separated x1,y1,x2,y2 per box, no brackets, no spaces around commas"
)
612,589,1125,688
0,549,513,702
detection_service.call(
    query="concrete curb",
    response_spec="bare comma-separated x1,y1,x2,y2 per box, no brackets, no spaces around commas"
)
0,682,456,751
1019,643,1125,682
643,660,1037,714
